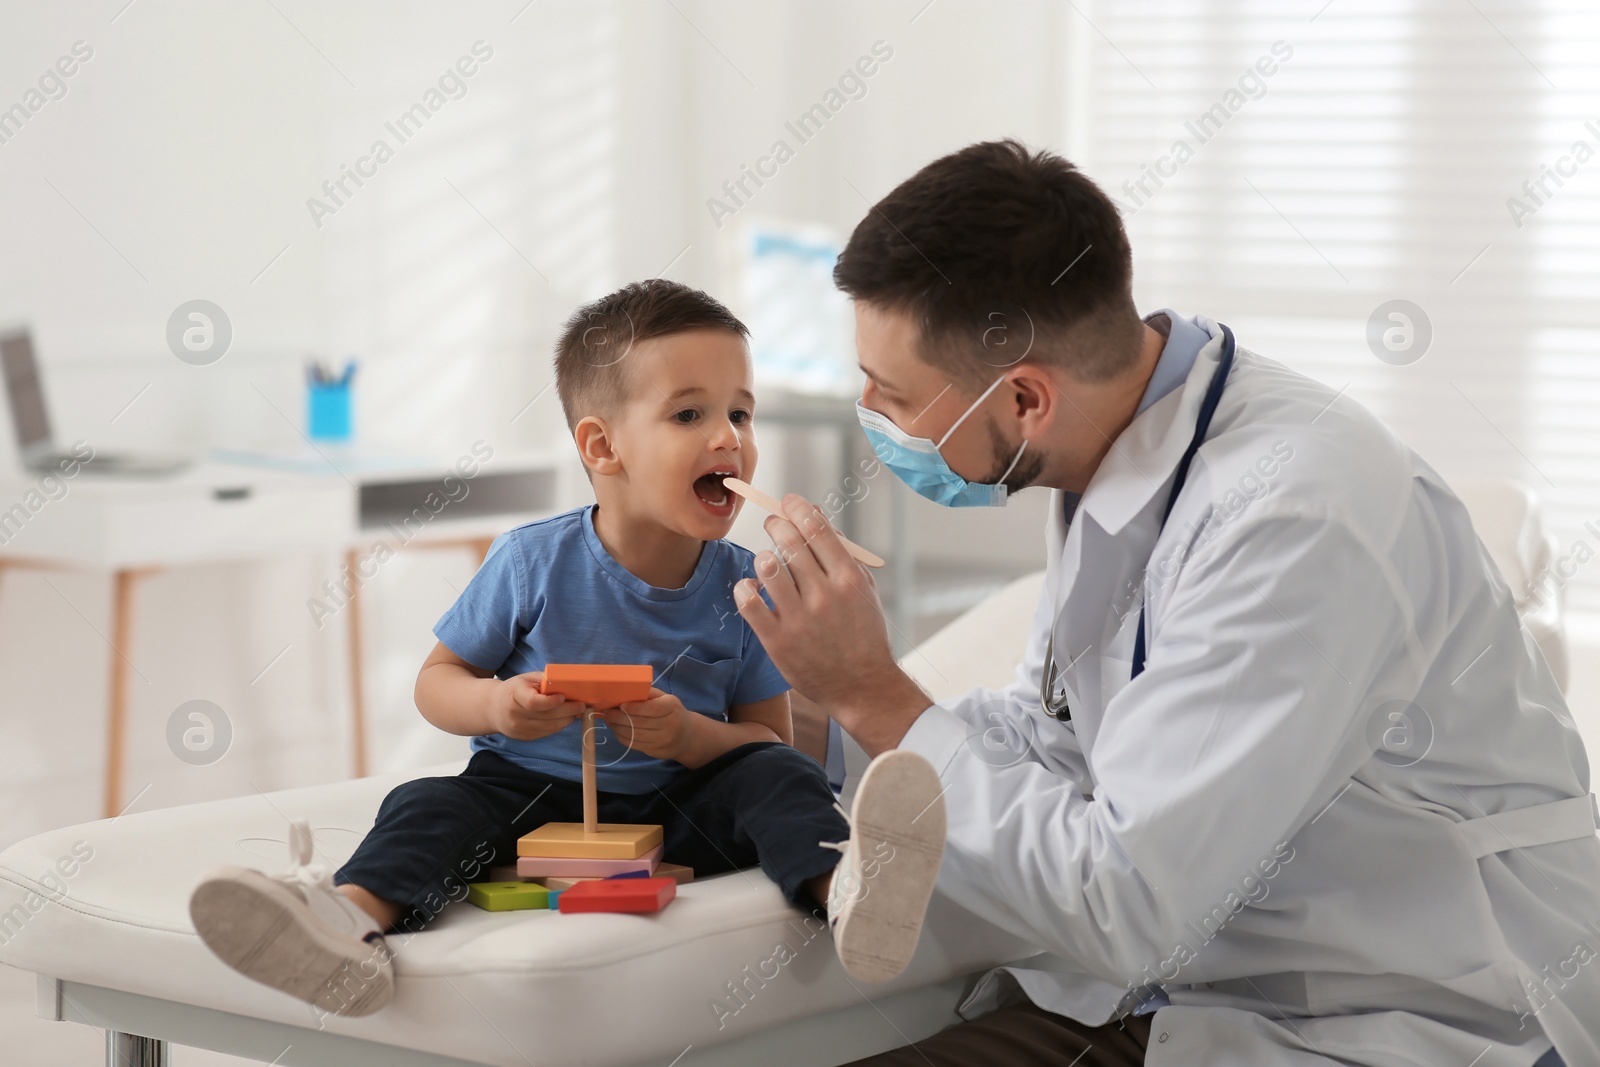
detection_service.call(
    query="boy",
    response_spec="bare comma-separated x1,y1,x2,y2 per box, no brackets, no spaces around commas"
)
189,280,947,1017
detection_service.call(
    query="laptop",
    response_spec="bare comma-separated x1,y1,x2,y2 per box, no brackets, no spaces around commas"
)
1,328,191,477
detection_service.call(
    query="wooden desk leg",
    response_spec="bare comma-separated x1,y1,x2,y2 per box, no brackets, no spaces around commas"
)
346,548,369,779
341,538,490,781
105,568,155,820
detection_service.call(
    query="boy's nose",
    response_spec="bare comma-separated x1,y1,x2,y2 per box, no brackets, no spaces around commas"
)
706,418,742,452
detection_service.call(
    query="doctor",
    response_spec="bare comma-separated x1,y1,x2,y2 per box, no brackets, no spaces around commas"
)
734,139,1600,1067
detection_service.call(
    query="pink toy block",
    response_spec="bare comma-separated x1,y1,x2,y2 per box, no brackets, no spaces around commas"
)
516,843,662,880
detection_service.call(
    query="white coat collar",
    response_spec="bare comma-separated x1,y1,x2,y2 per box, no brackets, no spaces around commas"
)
1071,316,1230,539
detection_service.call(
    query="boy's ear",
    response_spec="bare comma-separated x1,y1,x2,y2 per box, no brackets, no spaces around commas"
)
574,414,623,477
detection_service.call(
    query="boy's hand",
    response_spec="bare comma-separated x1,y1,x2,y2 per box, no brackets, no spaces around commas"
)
599,689,697,763
489,671,583,741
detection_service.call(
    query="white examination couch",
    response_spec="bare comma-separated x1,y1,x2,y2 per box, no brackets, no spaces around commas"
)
0,479,1567,1066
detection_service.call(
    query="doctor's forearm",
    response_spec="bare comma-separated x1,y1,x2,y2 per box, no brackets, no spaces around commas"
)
835,668,936,757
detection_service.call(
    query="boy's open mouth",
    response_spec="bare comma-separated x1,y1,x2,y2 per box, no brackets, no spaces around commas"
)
692,467,738,514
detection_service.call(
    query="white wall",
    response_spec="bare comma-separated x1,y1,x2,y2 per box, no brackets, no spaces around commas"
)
0,0,1065,847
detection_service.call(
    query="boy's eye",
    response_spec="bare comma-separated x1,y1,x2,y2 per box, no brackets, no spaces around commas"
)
731,409,751,424
673,409,699,424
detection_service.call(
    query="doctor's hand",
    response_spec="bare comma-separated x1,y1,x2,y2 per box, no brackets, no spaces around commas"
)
734,494,932,756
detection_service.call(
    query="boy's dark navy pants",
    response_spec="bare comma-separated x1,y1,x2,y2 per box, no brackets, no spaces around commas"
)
334,741,847,933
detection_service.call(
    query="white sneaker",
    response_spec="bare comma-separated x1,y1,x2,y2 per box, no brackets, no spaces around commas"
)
819,749,947,983
189,819,395,1017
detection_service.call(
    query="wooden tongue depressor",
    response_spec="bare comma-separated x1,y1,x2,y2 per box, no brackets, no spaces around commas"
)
722,477,885,569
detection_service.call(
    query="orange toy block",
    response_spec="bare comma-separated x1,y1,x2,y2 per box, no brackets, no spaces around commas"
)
517,822,663,860
540,664,654,709
653,861,694,885
557,876,676,914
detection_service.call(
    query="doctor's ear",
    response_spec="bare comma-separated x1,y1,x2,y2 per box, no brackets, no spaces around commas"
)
573,415,623,477
1000,364,1057,433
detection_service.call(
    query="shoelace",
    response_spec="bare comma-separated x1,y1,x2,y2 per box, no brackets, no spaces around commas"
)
817,800,860,924
285,818,335,894
283,819,388,951
817,800,852,853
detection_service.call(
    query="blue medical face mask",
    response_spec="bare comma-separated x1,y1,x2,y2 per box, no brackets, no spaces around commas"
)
856,374,1027,508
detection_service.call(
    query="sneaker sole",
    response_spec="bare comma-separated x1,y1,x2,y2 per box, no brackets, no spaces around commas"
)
833,749,947,984
189,867,393,1017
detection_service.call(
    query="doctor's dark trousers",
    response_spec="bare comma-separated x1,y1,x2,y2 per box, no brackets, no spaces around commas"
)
333,742,847,930
844,1002,1153,1066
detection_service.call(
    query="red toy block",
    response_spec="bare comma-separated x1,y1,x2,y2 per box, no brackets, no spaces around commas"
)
556,876,676,914
540,664,654,709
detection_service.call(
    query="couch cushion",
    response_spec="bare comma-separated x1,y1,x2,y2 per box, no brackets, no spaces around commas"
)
0,759,1041,1067
902,571,1045,703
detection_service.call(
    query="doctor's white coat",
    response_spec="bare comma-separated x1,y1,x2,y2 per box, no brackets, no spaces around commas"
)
896,318,1600,1067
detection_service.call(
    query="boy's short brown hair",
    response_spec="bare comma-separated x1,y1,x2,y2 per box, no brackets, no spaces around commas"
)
553,280,749,432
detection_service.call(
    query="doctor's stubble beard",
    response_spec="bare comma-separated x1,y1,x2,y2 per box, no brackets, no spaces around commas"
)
986,418,1046,497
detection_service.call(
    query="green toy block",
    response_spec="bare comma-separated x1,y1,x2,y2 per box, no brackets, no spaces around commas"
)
467,880,550,912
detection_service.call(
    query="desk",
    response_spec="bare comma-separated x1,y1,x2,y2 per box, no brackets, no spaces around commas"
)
0,451,562,817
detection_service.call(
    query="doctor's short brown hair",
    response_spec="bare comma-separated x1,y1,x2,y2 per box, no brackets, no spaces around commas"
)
552,279,748,433
833,139,1142,391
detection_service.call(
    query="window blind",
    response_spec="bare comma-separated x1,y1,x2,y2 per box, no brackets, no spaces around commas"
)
1073,0,1600,612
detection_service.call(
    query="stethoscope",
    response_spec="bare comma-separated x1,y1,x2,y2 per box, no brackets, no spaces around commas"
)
1041,323,1237,722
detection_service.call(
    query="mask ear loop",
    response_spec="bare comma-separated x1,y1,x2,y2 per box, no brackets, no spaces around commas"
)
995,437,1028,485
935,374,1012,450
938,373,1028,487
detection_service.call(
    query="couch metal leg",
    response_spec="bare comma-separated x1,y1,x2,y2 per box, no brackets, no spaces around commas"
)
106,1030,169,1067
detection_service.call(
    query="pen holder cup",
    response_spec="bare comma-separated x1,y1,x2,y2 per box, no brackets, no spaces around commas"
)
308,381,353,442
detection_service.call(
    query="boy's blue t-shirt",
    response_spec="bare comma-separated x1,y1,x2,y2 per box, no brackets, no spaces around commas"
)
432,504,790,793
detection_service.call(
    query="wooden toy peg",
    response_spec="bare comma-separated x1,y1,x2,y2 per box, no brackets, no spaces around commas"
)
582,706,598,835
